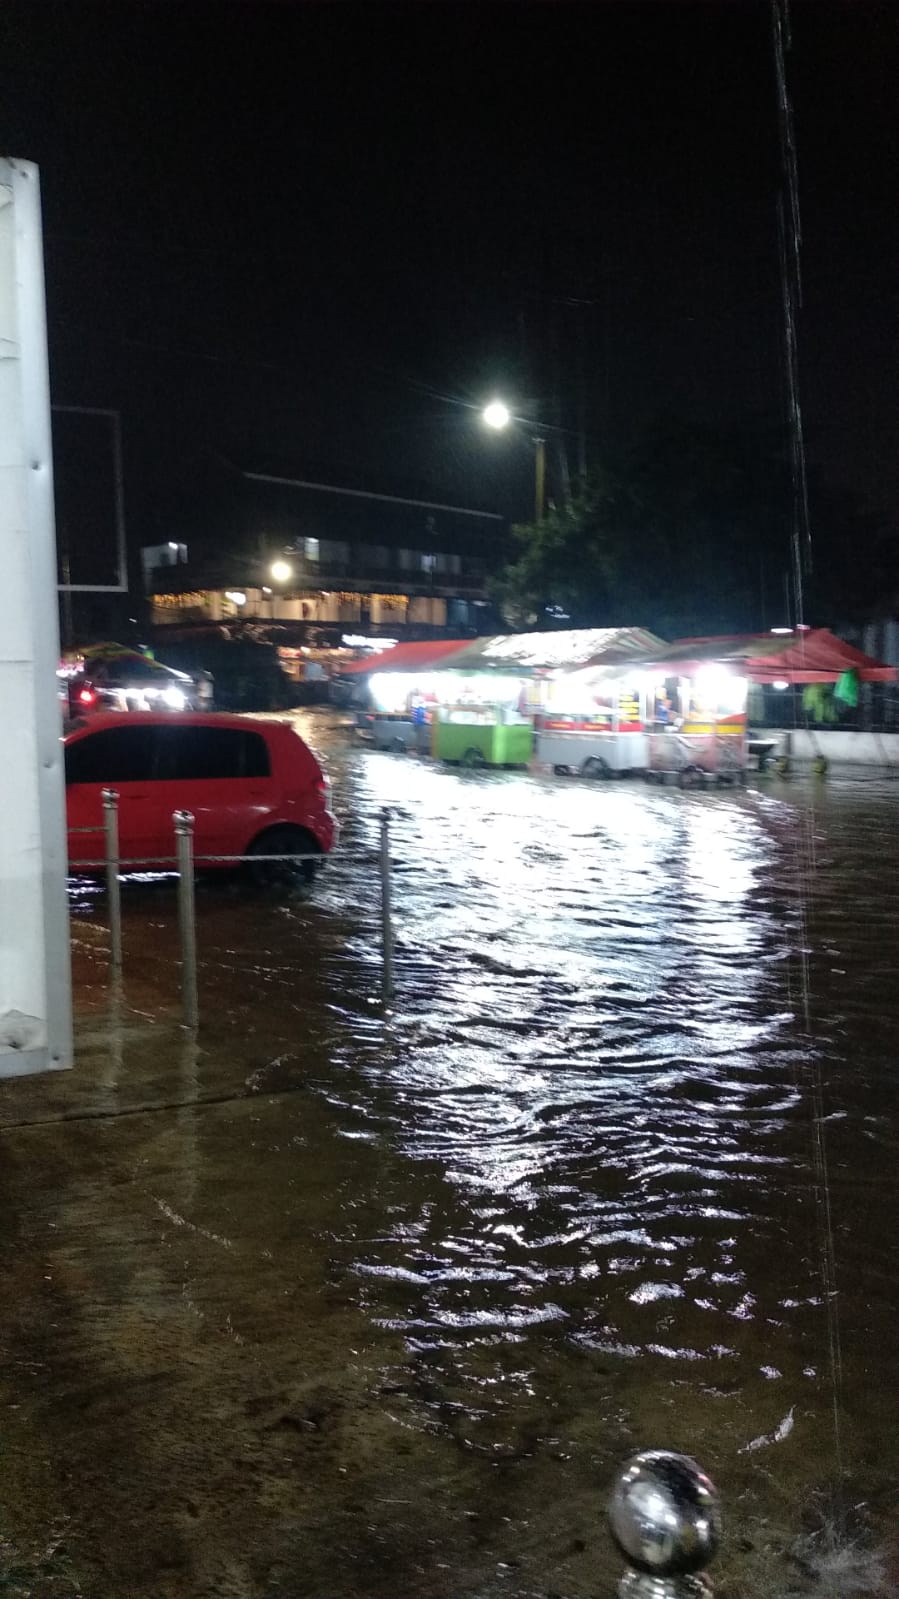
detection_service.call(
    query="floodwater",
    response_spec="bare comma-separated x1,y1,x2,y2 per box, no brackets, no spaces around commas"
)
0,708,897,1598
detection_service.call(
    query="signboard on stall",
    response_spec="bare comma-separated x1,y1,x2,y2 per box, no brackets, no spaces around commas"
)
0,159,73,1074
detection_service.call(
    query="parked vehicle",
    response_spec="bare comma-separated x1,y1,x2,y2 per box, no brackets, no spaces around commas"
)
61,652,197,720
65,713,336,881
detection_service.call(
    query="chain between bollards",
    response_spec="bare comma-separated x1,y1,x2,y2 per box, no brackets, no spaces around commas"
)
102,788,123,977
380,807,394,1003
609,1451,720,1597
174,810,199,1029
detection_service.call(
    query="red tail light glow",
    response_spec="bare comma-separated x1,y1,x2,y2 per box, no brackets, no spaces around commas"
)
78,688,97,706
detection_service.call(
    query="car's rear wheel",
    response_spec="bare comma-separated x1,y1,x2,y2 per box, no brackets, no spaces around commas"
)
247,825,321,886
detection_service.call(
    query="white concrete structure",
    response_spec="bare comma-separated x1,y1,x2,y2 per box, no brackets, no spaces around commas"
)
757,727,899,767
0,159,72,1074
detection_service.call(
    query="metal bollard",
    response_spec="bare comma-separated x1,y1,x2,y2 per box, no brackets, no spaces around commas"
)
174,810,199,1030
608,1451,721,1597
102,788,123,977
380,807,394,1003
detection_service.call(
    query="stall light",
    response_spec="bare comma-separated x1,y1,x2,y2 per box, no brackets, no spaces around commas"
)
224,590,246,606
693,666,736,701
341,635,398,650
162,686,186,709
369,672,413,714
690,668,748,712
772,679,790,691
770,627,793,635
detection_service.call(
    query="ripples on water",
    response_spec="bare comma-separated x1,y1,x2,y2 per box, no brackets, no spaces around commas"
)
68,719,899,1564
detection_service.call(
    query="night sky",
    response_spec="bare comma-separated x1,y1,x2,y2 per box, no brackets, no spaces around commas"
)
2,1,896,587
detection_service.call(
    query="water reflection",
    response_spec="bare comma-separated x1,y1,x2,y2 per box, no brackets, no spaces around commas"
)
55,714,899,1590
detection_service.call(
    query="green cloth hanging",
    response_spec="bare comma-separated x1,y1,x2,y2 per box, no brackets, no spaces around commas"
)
834,668,859,708
802,683,838,723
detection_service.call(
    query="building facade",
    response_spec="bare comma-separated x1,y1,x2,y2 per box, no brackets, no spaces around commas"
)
146,469,503,642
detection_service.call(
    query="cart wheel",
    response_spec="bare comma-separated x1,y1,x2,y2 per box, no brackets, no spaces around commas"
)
553,763,571,776
391,737,407,754
581,756,611,780
461,747,487,769
678,765,697,789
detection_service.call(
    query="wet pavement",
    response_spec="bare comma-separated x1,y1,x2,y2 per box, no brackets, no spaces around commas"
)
0,708,897,1597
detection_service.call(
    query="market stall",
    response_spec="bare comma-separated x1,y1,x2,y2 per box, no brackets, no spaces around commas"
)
342,628,664,767
645,663,748,782
429,675,533,767
534,667,649,776
633,630,897,783
353,639,477,751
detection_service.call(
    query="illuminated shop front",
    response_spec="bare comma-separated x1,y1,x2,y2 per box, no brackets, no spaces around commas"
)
535,666,649,775
644,664,748,781
366,668,533,765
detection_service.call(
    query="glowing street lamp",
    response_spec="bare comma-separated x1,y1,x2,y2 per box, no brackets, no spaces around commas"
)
482,399,511,431
481,399,545,523
270,559,293,583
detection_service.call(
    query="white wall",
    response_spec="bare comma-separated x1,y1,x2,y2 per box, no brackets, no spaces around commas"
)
757,727,899,767
0,160,72,1074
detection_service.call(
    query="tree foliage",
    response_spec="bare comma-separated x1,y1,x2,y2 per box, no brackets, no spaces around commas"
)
494,417,898,635
494,421,796,636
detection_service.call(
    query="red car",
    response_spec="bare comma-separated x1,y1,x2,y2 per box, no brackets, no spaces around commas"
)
65,712,336,880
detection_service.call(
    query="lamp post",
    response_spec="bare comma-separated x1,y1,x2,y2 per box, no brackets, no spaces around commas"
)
482,400,546,523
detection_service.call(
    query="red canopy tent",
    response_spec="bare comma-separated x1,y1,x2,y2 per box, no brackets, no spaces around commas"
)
646,629,896,685
337,638,475,675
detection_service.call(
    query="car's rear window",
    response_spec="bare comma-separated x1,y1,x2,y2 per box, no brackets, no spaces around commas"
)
65,723,271,784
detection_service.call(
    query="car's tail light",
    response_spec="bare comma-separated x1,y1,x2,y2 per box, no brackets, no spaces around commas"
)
78,688,97,706
314,776,330,798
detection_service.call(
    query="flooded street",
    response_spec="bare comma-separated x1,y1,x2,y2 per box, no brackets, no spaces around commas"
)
1,708,897,1597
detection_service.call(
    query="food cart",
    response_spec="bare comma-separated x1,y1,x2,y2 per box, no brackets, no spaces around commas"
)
534,667,649,776
431,682,533,768
358,657,533,766
644,662,748,783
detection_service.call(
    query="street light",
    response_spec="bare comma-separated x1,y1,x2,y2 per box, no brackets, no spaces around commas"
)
483,399,511,431
480,400,546,523
270,559,293,583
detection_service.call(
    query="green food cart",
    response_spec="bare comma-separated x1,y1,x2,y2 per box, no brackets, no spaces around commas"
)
431,703,534,767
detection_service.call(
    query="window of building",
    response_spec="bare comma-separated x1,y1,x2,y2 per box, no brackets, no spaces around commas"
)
321,539,349,567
